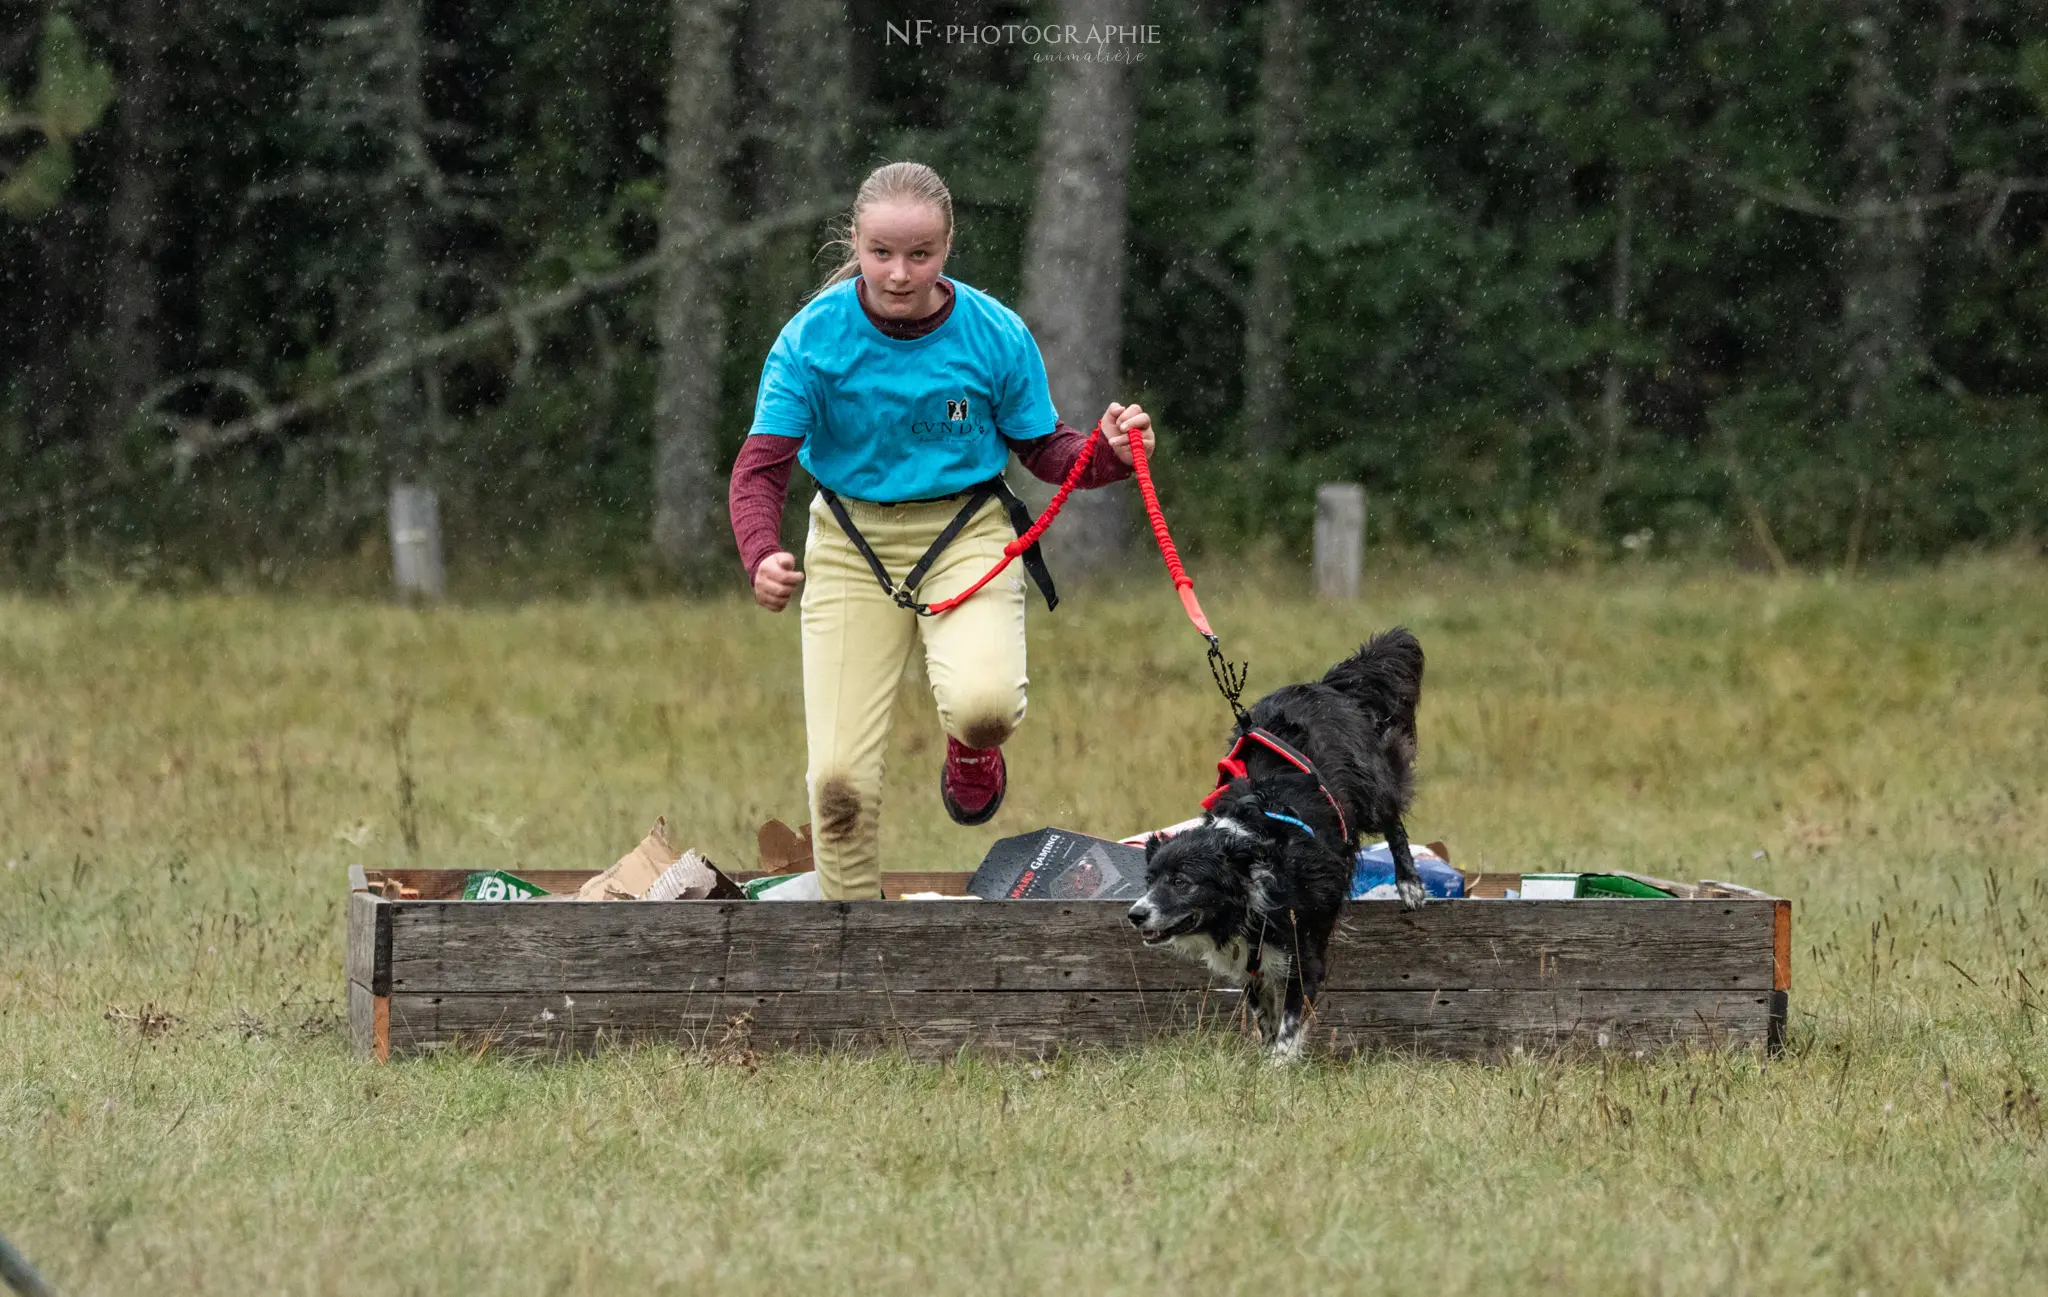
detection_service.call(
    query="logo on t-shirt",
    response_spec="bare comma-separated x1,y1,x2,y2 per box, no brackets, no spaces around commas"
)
913,395,989,442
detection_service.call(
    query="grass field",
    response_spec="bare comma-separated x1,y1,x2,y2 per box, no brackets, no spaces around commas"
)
5,558,2047,1294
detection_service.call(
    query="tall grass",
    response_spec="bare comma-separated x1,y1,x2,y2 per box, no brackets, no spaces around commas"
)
4,558,2046,1293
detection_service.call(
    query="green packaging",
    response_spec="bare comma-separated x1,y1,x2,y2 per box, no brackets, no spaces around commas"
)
462,869,548,901
742,871,803,900
1577,873,1676,899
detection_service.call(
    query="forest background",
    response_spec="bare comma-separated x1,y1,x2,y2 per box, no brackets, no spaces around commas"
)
3,0,2047,592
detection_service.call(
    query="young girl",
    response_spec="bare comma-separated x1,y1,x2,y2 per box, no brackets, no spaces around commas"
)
728,161,1156,900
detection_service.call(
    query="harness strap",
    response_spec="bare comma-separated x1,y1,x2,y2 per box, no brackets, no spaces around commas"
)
892,483,996,603
1199,726,1351,841
986,478,1060,613
817,479,1057,615
816,486,910,606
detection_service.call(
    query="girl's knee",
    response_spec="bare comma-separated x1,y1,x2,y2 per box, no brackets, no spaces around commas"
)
811,770,875,847
942,694,1025,749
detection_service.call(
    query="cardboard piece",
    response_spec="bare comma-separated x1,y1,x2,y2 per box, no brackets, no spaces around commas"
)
578,817,743,902
968,828,1147,901
644,850,717,901
579,817,682,900
758,819,814,874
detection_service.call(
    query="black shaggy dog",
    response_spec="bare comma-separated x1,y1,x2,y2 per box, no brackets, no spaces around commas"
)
1126,627,1425,1060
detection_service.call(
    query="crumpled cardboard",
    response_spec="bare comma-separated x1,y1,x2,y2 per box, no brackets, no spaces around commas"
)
757,819,813,874
579,817,742,901
645,849,717,901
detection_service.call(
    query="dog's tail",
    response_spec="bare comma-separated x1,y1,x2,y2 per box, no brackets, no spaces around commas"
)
1322,626,1424,736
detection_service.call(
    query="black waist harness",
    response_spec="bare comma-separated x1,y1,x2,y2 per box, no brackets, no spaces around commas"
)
816,477,1059,616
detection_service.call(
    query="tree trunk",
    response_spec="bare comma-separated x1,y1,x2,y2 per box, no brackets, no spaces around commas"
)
1243,0,1305,458
651,0,738,570
1839,0,1911,418
1597,173,1633,503
1020,0,1143,575
1834,2,1905,416
372,0,431,477
24,211,80,463
1839,0,1968,419
744,0,850,311
101,0,170,462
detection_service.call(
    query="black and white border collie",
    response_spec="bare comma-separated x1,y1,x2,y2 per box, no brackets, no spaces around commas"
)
1127,628,1425,1061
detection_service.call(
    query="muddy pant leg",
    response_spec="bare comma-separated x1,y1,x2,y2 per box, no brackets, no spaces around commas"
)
801,494,918,900
915,498,1030,749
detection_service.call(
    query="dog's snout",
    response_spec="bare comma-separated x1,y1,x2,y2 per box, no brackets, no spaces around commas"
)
1126,899,1154,929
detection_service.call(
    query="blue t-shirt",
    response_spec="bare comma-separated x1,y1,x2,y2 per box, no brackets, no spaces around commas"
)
747,277,1061,502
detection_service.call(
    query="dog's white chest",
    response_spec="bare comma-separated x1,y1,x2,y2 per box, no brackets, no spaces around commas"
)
1163,932,1248,982
1164,933,1291,990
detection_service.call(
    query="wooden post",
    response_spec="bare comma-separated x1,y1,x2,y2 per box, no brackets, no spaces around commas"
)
388,482,444,602
1314,483,1365,599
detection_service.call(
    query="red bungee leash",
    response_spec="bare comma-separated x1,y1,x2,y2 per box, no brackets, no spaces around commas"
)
927,416,1249,719
1121,416,1251,722
920,425,1103,615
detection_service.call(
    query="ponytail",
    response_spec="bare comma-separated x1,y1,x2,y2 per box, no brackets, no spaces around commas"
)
810,161,955,299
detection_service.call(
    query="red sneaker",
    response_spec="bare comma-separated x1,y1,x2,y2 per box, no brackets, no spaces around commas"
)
940,736,1007,825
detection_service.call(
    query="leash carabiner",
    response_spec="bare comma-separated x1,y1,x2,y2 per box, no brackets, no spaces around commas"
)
1206,634,1250,726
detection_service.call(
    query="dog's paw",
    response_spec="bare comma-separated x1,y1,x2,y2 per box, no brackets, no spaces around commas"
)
1397,877,1428,911
1266,1018,1308,1064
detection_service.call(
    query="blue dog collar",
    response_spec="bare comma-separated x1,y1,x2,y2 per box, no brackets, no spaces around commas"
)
1262,810,1316,837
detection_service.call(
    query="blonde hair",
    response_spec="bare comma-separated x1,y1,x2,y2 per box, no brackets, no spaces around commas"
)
812,161,954,298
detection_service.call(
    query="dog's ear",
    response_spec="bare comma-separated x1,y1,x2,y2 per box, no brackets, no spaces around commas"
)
1143,832,1164,861
1221,831,1264,871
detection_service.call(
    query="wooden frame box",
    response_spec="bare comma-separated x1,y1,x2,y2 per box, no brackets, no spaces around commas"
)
346,868,1790,1062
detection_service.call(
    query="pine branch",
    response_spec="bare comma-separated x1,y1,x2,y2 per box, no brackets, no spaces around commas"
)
1690,155,2048,223
0,203,834,527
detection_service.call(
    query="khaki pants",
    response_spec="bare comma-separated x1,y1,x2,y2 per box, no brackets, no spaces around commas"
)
800,490,1029,899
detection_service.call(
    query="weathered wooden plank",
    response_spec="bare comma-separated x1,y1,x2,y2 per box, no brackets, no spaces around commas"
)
1304,988,1776,1059
345,891,392,994
377,987,1775,1061
379,988,1213,1059
347,979,390,1062
1324,901,1774,991
1774,899,1792,990
383,898,1777,995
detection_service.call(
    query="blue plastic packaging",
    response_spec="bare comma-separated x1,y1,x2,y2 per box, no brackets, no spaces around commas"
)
1349,844,1465,899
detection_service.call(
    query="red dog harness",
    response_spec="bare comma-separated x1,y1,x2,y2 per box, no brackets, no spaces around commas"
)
1200,727,1351,842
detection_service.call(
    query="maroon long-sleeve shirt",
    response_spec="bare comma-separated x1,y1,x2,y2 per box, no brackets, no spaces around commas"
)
728,276,1131,581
